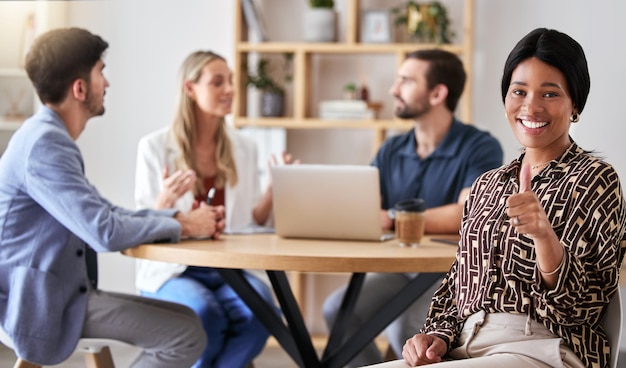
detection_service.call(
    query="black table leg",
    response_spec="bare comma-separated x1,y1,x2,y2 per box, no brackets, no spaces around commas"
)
322,272,445,368
268,271,322,368
218,268,443,368
322,273,365,360
216,268,308,367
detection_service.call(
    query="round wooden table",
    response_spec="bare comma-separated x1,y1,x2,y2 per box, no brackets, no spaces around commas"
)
123,234,457,368
123,233,457,273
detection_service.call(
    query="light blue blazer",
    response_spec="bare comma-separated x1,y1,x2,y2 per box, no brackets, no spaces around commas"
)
0,107,182,365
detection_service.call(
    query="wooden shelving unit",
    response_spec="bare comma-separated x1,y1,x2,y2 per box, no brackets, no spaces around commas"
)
233,0,475,151
0,2,68,138
0,67,33,129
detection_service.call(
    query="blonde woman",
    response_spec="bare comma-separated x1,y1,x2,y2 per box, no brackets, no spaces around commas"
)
134,50,293,368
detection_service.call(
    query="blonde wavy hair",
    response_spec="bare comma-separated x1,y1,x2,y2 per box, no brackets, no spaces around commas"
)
170,50,238,196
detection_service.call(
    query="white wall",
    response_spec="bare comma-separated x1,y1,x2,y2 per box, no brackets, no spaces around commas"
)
58,1,626,295
472,0,626,176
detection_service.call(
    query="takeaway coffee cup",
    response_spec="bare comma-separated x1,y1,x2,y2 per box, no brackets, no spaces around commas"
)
394,198,426,247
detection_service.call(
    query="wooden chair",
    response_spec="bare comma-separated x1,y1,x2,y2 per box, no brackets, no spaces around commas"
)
0,327,120,368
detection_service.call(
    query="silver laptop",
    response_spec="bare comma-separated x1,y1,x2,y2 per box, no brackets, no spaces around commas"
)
271,164,393,241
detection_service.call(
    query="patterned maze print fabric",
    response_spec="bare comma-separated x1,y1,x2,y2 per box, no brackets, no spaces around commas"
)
422,143,626,368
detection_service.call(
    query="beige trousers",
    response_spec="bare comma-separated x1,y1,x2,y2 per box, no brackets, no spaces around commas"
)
364,311,585,368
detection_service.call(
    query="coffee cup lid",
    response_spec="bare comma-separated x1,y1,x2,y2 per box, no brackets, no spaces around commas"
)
394,198,426,212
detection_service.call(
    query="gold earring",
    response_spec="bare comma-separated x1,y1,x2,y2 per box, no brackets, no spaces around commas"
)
570,112,580,123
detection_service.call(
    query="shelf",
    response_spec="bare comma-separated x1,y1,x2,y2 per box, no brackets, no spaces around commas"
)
0,120,23,132
0,68,27,77
234,117,412,130
237,42,465,55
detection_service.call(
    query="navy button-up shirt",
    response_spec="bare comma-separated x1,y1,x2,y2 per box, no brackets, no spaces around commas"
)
372,119,503,210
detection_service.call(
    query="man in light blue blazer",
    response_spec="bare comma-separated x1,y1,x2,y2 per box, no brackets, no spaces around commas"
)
0,28,224,367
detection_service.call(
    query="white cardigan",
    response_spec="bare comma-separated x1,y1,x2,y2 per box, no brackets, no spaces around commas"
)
134,125,264,292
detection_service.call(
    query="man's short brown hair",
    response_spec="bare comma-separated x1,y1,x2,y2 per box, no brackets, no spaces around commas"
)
25,27,109,104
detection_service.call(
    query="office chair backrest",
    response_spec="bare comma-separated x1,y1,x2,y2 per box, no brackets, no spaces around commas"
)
602,287,622,368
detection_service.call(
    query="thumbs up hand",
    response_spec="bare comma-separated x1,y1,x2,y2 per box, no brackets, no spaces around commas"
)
506,163,552,239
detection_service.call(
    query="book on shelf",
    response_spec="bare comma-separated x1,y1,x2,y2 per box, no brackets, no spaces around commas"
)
319,110,374,120
319,100,369,112
319,99,374,120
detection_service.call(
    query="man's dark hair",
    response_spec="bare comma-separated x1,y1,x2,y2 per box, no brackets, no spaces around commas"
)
501,27,590,113
25,27,109,105
406,49,466,112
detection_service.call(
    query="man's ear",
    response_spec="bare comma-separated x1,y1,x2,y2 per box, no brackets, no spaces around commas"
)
429,84,449,107
71,79,88,102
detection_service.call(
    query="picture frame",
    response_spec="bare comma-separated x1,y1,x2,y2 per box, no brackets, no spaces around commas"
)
360,10,391,43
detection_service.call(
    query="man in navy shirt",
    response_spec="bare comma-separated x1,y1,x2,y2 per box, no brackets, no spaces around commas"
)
323,49,503,367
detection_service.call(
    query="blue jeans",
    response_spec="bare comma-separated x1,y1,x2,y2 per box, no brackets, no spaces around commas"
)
141,267,275,368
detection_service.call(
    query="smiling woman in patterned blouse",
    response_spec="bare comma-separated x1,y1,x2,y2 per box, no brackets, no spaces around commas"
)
369,28,626,368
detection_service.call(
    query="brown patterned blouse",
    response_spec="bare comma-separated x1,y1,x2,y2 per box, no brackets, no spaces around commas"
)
422,142,626,368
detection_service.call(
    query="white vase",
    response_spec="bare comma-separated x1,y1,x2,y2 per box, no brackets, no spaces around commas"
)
303,8,337,42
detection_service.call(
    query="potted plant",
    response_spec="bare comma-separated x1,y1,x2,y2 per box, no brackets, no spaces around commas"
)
247,54,292,117
343,82,357,100
310,0,334,7
304,0,337,42
391,1,453,44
